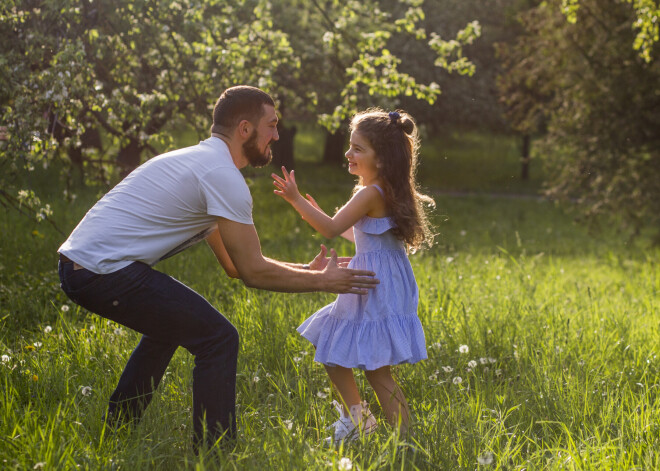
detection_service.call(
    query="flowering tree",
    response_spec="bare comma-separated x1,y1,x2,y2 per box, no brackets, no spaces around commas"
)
0,0,293,220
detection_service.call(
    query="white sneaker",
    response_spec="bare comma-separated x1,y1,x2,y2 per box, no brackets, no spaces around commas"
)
323,400,377,445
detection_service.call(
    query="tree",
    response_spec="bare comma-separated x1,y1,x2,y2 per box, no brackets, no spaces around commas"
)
270,0,481,164
498,0,660,238
1,0,294,219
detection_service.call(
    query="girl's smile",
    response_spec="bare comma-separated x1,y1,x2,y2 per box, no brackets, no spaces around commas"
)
345,131,379,182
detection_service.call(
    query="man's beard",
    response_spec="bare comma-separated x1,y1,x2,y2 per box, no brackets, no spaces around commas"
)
243,130,272,168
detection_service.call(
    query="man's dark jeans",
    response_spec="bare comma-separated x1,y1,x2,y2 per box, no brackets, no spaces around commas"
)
58,258,239,446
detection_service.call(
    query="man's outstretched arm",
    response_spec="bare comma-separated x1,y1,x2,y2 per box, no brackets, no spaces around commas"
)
215,217,378,294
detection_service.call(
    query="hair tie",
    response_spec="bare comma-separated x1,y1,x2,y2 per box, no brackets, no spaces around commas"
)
388,111,400,123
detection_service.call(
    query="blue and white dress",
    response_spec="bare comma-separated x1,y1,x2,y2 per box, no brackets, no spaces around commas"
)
297,188,427,370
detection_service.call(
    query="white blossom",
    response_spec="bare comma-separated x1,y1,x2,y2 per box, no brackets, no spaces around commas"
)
459,345,469,354
453,376,463,385
44,326,52,334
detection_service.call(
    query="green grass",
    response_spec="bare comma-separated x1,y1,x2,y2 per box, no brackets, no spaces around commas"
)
1,152,658,469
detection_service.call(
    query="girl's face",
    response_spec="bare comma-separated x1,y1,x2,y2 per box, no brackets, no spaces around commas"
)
345,131,379,182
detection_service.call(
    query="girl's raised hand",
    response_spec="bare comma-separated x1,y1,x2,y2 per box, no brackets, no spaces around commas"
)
272,167,302,205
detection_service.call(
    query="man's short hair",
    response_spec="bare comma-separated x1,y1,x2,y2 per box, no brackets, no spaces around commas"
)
210,86,275,134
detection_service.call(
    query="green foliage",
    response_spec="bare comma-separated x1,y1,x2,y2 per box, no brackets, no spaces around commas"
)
562,0,659,62
0,0,294,217
498,0,660,239
271,0,481,132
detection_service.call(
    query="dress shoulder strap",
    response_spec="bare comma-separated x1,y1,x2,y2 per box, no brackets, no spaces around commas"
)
371,184,385,197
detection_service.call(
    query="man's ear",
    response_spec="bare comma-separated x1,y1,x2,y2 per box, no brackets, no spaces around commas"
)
238,119,253,138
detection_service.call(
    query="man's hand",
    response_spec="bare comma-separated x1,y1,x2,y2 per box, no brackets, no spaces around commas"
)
309,244,352,270
321,248,378,295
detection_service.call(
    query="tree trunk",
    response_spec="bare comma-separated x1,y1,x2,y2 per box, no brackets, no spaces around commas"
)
117,138,142,178
521,133,531,181
322,128,347,165
271,121,297,170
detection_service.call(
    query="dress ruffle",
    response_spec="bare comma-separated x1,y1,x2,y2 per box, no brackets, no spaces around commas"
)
353,216,395,234
297,306,427,370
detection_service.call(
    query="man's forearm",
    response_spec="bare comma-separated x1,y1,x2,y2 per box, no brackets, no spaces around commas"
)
240,257,323,292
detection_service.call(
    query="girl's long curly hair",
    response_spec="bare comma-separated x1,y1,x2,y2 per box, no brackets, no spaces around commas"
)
350,108,435,252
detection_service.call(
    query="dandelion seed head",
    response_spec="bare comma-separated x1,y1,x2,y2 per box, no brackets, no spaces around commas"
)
81,386,92,396
293,356,302,363
338,457,353,470
459,345,469,354
317,391,328,399
453,376,463,385
253,376,260,383
468,360,477,368
479,357,488,364
44,326,52,334
61,305,70,312
33,342,42,348
442,366,453,373
283,419,293,430
495,369,503,376
488,357,497,364
477,451,494,465
1,354,9,364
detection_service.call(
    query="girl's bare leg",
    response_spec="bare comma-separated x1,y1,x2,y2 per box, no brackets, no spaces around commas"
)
365,366,410,434
324,365,361,413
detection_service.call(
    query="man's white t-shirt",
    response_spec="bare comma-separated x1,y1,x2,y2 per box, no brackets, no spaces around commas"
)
59,137,252,274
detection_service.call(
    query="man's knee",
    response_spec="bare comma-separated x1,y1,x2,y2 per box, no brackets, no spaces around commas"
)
206,321,240,356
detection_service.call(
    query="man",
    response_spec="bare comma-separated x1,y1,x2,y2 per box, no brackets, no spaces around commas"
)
57,85,378,447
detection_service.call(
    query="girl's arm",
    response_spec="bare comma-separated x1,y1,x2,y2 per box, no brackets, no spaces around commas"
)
272,167,376,240
303,193,355,243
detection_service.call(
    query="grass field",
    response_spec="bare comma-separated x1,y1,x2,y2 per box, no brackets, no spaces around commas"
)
1,136,658,469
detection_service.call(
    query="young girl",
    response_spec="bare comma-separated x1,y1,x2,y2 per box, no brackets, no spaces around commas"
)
271,109,434,443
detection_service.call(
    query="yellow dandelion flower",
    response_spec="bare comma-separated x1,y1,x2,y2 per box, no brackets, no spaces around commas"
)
24,345,35,351
32,374,39,381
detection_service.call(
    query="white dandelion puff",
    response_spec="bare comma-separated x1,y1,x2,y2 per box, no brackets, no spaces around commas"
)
293,356,302,363
477,451,494,465
44,326,52,334
468,360,477,368
442,366,453,373
495,369,503,377
338,457,353,470
480,357,488,365
61,305,70,312
459,345,469,354
33,342,42,348
81,386,92,396
1,354,10,364
283,419,293,430
488,357,497,364
453,376,463,385
317,391,328,399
